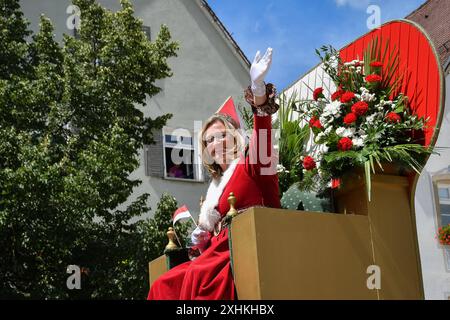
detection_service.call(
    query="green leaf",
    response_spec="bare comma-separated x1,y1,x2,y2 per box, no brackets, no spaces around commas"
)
364,160,372,202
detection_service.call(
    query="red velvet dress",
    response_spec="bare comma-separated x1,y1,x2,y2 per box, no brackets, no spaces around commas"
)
147,114,280,300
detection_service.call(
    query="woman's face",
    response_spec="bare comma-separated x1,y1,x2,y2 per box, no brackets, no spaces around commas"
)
203,120,236,165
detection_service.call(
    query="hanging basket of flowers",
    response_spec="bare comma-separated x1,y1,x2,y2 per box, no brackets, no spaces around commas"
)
437,224,450,246
297,37,435,201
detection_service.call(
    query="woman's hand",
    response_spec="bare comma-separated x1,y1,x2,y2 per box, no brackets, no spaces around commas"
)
250,47,273,98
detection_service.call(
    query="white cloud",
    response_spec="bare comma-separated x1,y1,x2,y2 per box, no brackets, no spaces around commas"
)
335,0,371,9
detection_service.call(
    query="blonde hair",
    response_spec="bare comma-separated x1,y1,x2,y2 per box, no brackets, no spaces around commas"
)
199,114,245,180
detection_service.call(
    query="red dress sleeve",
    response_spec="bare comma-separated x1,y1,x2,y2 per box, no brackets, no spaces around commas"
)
244,113,281,209
242,83,281,209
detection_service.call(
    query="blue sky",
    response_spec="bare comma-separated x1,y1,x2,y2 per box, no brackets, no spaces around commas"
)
208,0,426,90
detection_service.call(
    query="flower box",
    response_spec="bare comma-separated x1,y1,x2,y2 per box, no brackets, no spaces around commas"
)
229,206,423,299
332,162,411,215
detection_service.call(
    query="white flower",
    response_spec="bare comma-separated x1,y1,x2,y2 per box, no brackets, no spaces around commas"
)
324,126,332,135
352,137,364,147
375,103,384,111
276,164,286,173
323,101,341,117
365,113,377,124
336,127,355,137
314,132,326,143
336,127,346,136
361,91,376,102
329,55,338,69
343,127,355,137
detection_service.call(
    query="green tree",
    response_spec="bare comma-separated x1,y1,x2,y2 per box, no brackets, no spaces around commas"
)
87,193,191,299
0,0,181,299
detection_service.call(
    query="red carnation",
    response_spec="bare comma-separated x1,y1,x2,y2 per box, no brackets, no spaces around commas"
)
340,91,355,103
309,116,323,129
303,156,316,170
331,89,344,101
337,137,353,151
370,61,383,67
312,120,323,129
351,101,369,116
385,112,401,123
343,112,357,125
365,74,382,83
313,87,324,101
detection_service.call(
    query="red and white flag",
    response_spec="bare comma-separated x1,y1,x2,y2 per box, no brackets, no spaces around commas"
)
172,205,193,225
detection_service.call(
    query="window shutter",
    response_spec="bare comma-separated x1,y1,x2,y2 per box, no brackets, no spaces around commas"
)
145,129,164,177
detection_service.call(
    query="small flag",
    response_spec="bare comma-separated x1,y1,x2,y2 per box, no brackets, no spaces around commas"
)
172,205,192,225
331,178,341,189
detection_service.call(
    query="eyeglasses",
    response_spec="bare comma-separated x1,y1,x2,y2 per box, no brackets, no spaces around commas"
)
204,132,232,145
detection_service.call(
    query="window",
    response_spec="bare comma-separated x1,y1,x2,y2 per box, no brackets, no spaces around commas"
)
436,183,450,227
73,25,80,40
438,187,450,199
142,25,151,41
162,127,203,181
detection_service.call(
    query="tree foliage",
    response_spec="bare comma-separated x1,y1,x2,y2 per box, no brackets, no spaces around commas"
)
0,0,183,299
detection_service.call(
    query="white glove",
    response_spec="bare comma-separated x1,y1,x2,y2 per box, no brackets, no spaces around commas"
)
191,226,211,253
250,47,273,97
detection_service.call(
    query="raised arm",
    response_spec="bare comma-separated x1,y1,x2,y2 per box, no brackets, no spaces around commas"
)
244,48,279,177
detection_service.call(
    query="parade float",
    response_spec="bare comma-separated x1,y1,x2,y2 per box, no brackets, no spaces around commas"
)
149,19,445,300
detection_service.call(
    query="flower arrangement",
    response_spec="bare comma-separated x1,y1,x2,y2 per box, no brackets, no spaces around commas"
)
298,38,432,198
437,224,450,246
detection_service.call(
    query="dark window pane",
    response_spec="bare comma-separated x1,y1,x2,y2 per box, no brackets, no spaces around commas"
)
442,215,450,226
165,134,193,146
165,135,178,144
165,147,194,180
180,136,192,145
440,204,450,215
438,188,450,199
142,26,151,41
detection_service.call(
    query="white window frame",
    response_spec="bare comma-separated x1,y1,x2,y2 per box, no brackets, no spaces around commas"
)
162,126,204,182
437,183,450,226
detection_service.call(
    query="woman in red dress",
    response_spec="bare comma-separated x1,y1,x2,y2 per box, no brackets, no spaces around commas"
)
147,48,280,300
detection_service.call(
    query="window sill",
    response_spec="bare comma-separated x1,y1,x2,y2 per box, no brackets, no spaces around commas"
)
163,176,206,183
